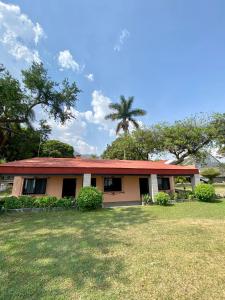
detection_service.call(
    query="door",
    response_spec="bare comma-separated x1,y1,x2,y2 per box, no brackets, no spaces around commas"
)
139,178,149,196
62,178,76,198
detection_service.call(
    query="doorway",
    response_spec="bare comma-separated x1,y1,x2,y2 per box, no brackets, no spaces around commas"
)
139,178,149,196
62,178,76,198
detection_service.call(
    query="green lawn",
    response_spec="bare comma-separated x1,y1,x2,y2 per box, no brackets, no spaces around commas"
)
176,183,225,196
1,202,225,299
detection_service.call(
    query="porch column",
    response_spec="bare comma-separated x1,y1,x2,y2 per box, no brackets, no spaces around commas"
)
169,176,175,192
149,174,158,202
83,174,91,187
191,174,200,191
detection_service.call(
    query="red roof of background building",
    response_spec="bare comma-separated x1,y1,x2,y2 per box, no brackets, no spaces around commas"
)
0,157,199,175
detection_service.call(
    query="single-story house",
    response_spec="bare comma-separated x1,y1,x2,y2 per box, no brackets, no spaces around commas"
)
0,157,200,206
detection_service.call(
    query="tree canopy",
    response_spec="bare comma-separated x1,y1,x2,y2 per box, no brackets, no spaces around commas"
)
0,62,80,161
105,95,146,134
102,131,155,160
201,168,221,184
102,114,225,163
40,140,74,158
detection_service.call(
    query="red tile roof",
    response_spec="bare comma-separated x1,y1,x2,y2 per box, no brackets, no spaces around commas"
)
0,157,199,175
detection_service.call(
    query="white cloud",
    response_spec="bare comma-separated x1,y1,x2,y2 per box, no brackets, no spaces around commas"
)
0,1,44,63
83,90,116,135
114,28,130,52
85,73,94,81
58,50,81,72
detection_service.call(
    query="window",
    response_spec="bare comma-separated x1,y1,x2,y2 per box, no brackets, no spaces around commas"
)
91,178,96,187
158,177,170,190
23,178,47,195
104,177,122,192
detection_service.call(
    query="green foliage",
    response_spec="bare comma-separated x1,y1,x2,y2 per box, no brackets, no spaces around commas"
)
0,62,80,161
201,168,221,184
168,192,178,201
102,131,155,160
76,186,103,211
18,196,36,208
141,194,152,205
152,115,216,164
4,196,22,209
34,196,59,208
194,184,215,202
40,140,74,157
54,197,74,208
105,95,146,134
3,195,73,209
155,192,170,206
0,121,51,161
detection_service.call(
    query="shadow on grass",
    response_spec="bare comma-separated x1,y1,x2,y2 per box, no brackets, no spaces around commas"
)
0,207,154,298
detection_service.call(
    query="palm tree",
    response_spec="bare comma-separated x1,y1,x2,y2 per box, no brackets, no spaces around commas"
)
105,95,146,134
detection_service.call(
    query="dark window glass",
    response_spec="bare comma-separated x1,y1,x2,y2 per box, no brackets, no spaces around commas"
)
91,178,96,187
23,178,47,195
104,177,122,192
158,177,170,190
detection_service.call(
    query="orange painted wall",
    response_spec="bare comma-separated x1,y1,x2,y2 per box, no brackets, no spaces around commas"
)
12,175,175,203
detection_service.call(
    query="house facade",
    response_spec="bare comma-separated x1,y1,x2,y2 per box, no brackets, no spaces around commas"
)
0,158,200,205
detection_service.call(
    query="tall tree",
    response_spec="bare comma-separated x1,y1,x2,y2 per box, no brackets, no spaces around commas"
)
0,62,80,160
105,95,146,134
0,121,51,161
136,115,216,164
102,131,155,160
40,140,74,158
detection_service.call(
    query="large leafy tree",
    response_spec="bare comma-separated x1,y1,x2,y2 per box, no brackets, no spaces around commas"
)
40,140,74,158
134,115,217,164
210,113,225,155
0,62,80,160
0,121,51,161
102,131,155,160
105,95,146,134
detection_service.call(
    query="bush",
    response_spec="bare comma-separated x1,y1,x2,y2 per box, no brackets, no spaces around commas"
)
4,196,22,209
168,192,178,201
76,186,103,211
194,183,215,202
155,192,170,206
34,196,58,208
142,194,152,205
55,197,73,208
19,196,36,208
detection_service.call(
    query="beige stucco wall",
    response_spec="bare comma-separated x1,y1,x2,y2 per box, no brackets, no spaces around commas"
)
94,175,141,203
12,174,175,203
12,175,83,198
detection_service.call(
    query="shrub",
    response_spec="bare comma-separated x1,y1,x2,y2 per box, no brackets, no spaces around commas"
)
142,194,152,205
4,196,22,209
55,197,73,208
194,183,215,202
76,186,103,211
19,196,36,208
34,196,58,208
155,192,170,206
201,168,220,184
168,192,178,201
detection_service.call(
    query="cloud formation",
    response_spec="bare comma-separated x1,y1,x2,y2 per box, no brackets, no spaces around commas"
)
83,90,115,136
58,50,81,72
114,28,130,52
0,1,44,63
85,73,94,81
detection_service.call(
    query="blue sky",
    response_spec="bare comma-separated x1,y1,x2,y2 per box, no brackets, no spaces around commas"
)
1,0,225,154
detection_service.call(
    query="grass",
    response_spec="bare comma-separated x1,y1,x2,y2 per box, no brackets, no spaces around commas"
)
1,202,225,299
176,183,225,196
0,186,12,197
